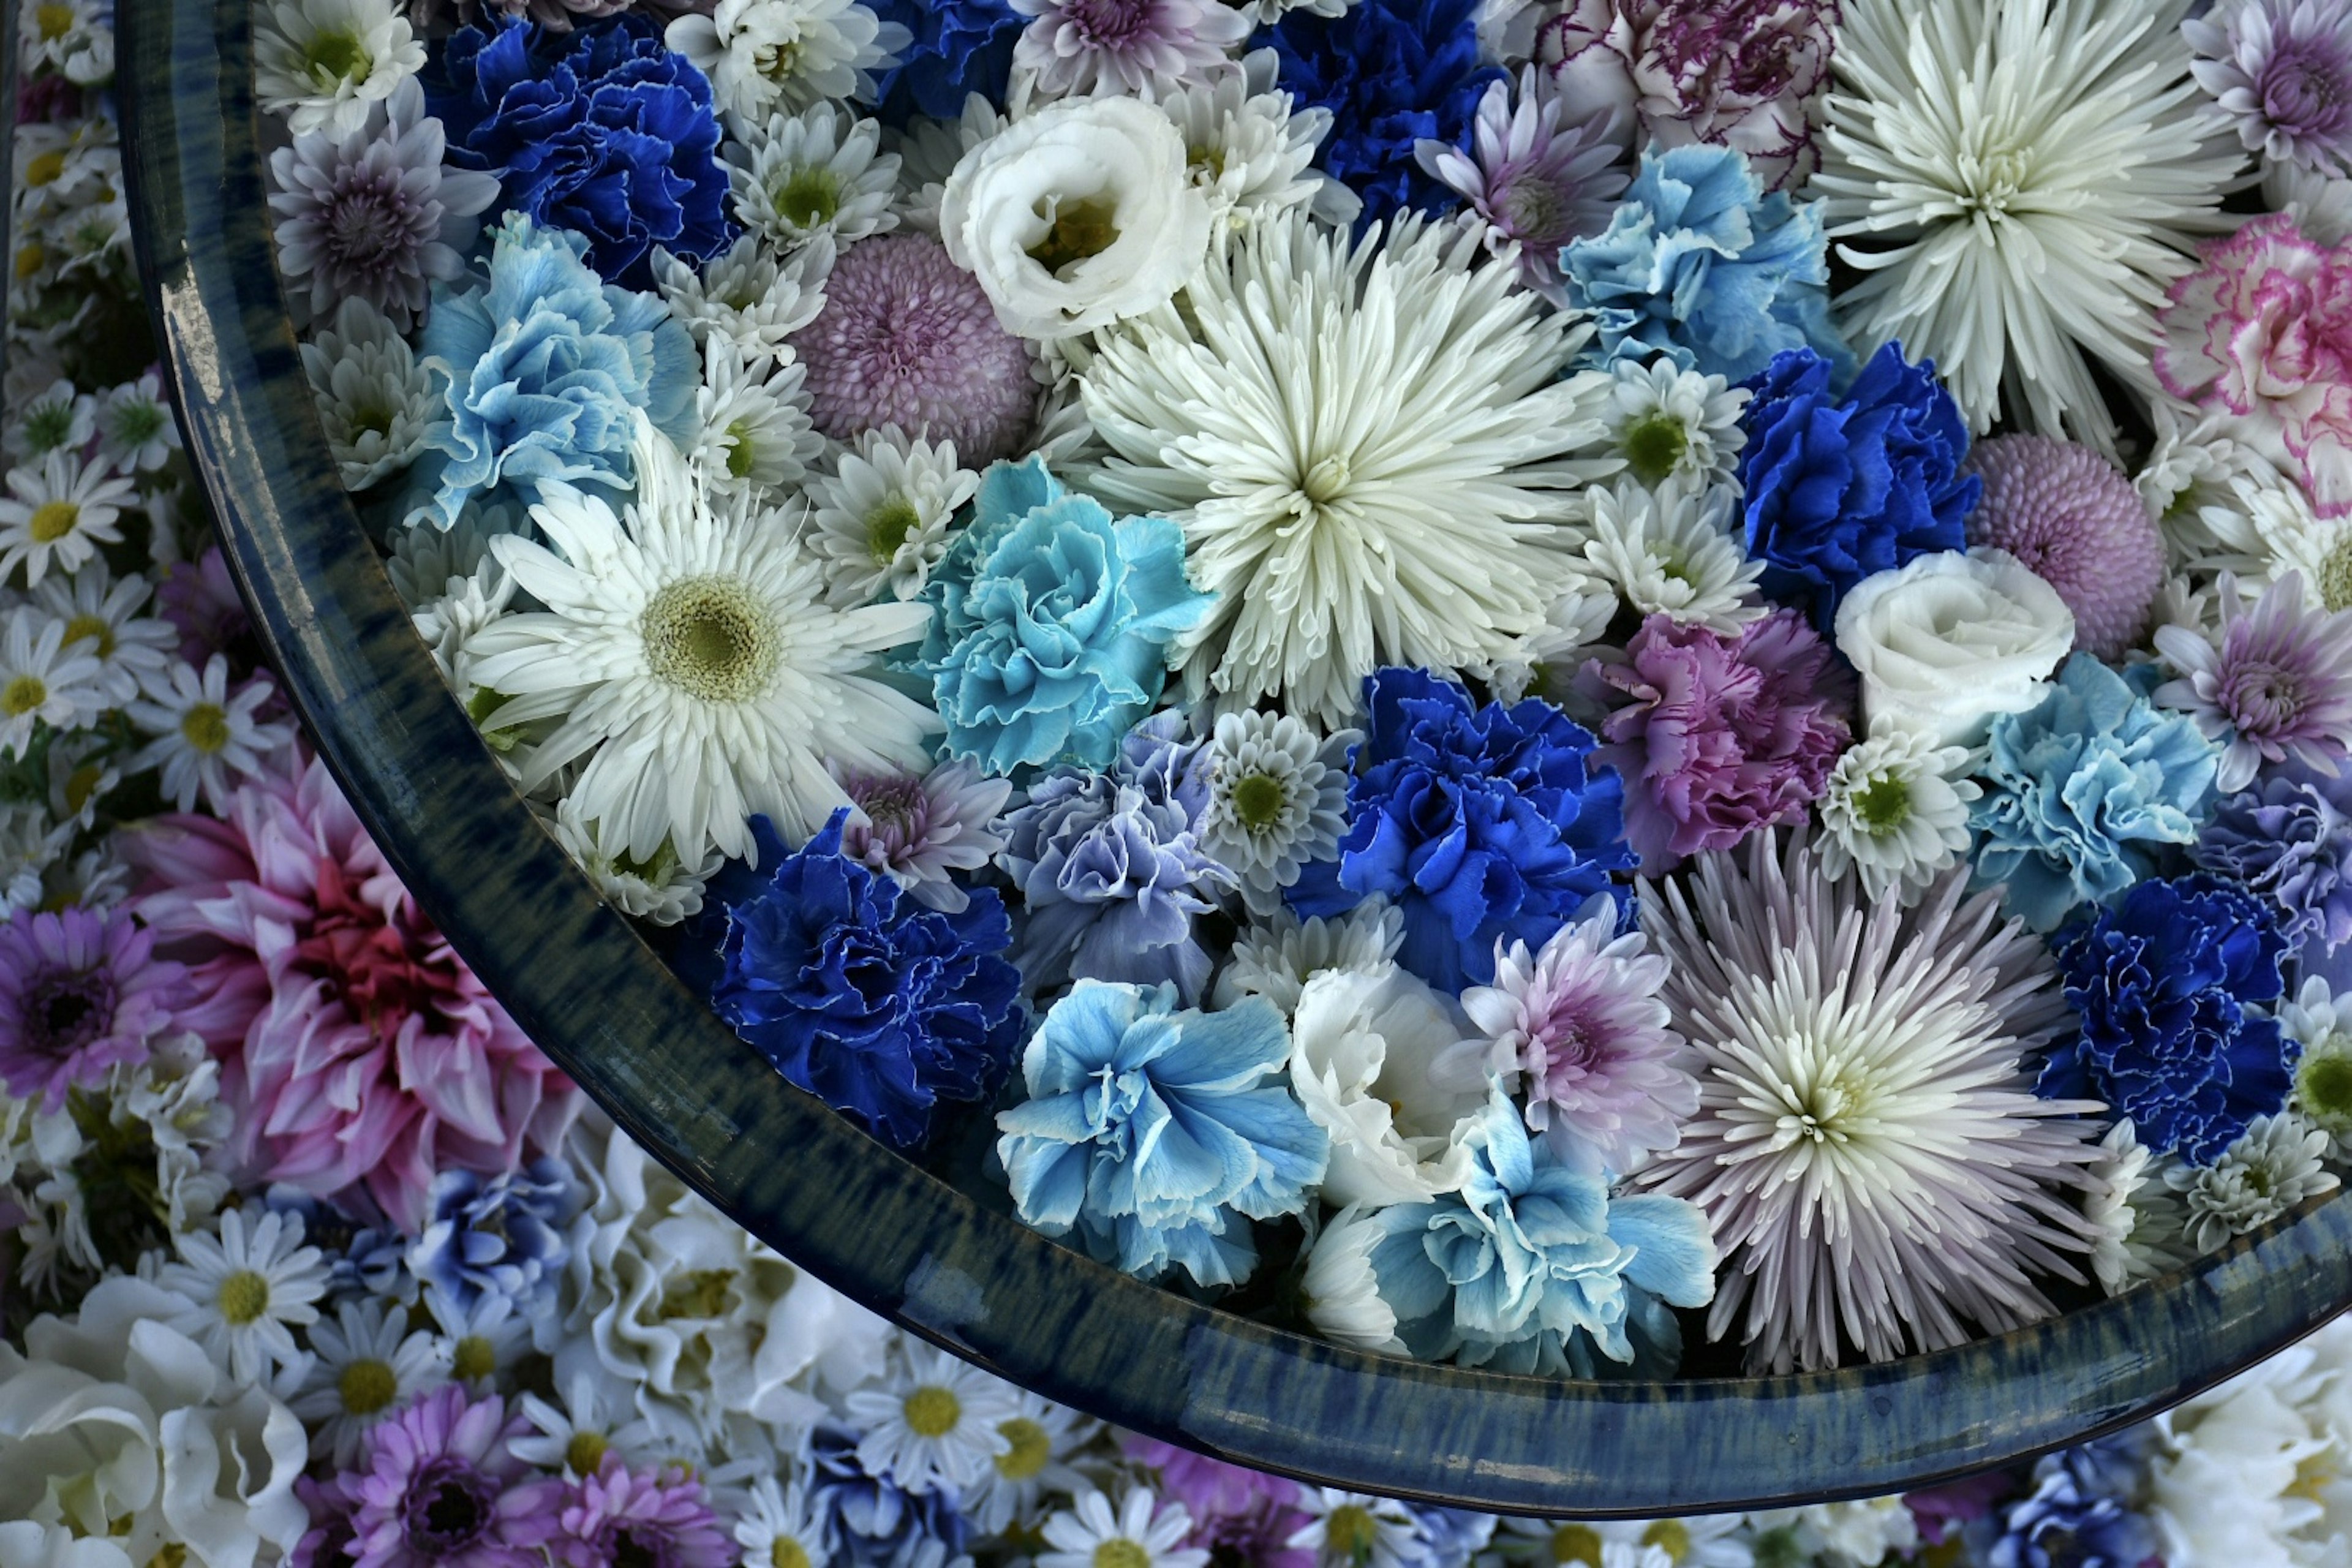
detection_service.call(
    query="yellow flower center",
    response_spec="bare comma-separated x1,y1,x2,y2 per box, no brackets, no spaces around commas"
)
771,1539,811,1568
1548,1525,1603,1566
658,1268,737,1321
1,674,47,717
65,761,105,815
145,1548,186,1568
1093,1542,1150,1568
1027,197,1121,278
1641,1521,1692,1563
2319,535,2352,614
63,611,113,657
902,1384,961,1438
2301,1047,2352,1126
567,1430,611,1477
1850,772,1913,835
641,576,780,703
28,499,79,543
217,1268,271,1325
181,703,233,755
994,1416,1052,1480
452,1335,497,1381
35,4,73,42
1325,1505,1382,1564
337,1358,398,1415
725,418,763,480
24,150,66,187
16,243,45,281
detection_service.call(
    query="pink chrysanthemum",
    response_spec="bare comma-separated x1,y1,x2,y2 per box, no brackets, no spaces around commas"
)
1008,0,1249,98
1416,69,1627,303
1962,434,2166,662
121,753,581,1232
2154,570,2352,793
2157,213,2352,519
551,1456,731,1568
2184,0,2352,175
1586,608,1853,873
790,233,1036,466
0,905,187,1109
833,755,1014,914
339,1385,561,1568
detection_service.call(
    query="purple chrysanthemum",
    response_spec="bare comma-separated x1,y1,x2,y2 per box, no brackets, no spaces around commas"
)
2186,0,2352,175
1415,68,1627,303
2195,756,2352,966
0,905,186,1110
1008,0,1250,97
551,1456,731,1568
832,756,1014,914
790,233,1035,466
2155,570,2352,793
1962,434,2166,662
344,1386,561,1568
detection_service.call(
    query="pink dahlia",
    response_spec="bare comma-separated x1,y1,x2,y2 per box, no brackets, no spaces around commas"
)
341,1385,561,1568
1962,434,2166,662
551,1456,730,1568
1416,69,1628,302
121,753,581,1232
1587,608,1852,873
2185,0,2352,175
0,905,187,1109
2155,570,2352,793
832,755,1013,914
790,233,1036,467
2157,213,2352,519
1008,0,1250,98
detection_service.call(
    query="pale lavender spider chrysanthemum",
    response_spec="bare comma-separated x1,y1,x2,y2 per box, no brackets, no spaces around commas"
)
832,756,1016,914
2155,570,2352,793
1009,0,1250,99
2186,0,2352,176
1415,69,1627,304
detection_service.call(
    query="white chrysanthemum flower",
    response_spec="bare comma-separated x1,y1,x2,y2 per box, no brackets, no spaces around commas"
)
684,340,822,503
0,606,104,758
1197,709,1354,916
300,295,438,491
2149,1329,2341,1566
1605,356,1749,491
1212,898,1405,1014
653,230,834,366
1040,1488,1209,1568
0,447,137,587
806,427,979,605
1747,1501,1921,1568
1010,0,1249,100
1082,208,1618,727
548,794,724,928
728,102,901,252
252,0,424,138
733,1476,836,1568
2135,404,2291,579
1638,831,2106,1373
289,1298,450,1467
8,377,95,463
1289,967,1483,1206
390,510,524,720
30,562,173,709
468,416,939,864
154,1207,328,1385
1480,576,1619,707
1235,0,1359,22
1289,1491,1423,1568
2168,1112,2340,1254
1300,1204,1404,1352
843,1342,1020,1493
1161,49,1358,238
511,1368,679,1479
125,655,296,813
959,1392,1096,1537
1817,0,2243,456
1815,729,1983,905
668,0,905,129
95,372,180,473
2256,486,2352,614
2084,1117,2194,1295
2283,978,2352,1164
1574,475,1765,633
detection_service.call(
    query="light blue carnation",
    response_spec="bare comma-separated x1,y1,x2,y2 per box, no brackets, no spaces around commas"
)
919,458,1214,776
404,211,697,532
994,979,1328,1289
1362,1085,1715,1376
1971,654,2222,932
1560,143,1852,385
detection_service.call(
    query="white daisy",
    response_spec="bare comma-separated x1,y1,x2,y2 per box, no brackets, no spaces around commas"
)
1817,0,2242,456
252,0,425,138
510,1366,676,1479
1574,475,1765,633
685,339,823,503
1604,356,1749,491
125,655,296,813
548,793,723,928
1599,1518,1752,1568
300,295,439,492
728,102,902,252
423,1287,535,1388
46,730,124,835
19,0,110,78
2168,1112,2341,1254
733,1476,838,1568
842,1341,1020,1493
0,447,138,587
807,428,979,606
1211,899,1404,1015
1081,207,1618,728
1298,1204,1403,1352
667,0,905,129
0,605,104,758
7,377,95,462
31,560,176,707
469,415,940,864
1814,729,1983,905
1160,48,1357,239
1040,1488,1208,1568
290,1298,451,1467
2283,978,2352,1164
652,230,835,368
154,1205,328,1385
1197,708,1354,916
958,1392,1096,1536
1287,1491,1422,1568
0,801,69,918
95,372,180,473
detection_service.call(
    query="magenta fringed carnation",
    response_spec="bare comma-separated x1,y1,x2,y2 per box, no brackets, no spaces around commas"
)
333,1385,562,1568
1962,434,2166,662
2155,570,2352,794
122,753,582,1231
1586,608,1852,872
552,1455,732,1568
0,905,187,1109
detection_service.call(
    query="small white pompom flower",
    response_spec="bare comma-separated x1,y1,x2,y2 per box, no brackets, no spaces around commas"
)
807,427,979,605
1815,728,1983,905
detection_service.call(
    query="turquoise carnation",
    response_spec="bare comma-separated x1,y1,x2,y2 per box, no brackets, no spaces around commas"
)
919,458,1213,776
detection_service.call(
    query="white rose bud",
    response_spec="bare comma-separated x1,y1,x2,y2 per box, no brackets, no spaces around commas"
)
1834,548,2077,750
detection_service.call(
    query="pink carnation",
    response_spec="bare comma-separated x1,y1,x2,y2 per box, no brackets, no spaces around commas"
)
1587,608,1852,872
121,752,580,1232
2157,212,2352,518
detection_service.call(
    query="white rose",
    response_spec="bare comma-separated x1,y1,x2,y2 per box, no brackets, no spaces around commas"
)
1834,548,2076,750
940,96,1213,340
1287,968,1485,1208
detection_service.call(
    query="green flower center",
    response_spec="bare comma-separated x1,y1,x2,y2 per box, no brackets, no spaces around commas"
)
1849,773,1913,835
567,1430,610,1477
641,576,779,703
1027,197,1121,277
1547,1525,1602,1566
24,150,65,188
657,1267,736,1321
181,703,232,756
903,1384,960,1438
866,496,921,564
1325,1506,1381,1564
1093,1542,1150,1568
111,401,165,445
2,674,47,717
349,402,395,441
338,1358,398,1415
1621,412,1690,486
1229,771,1288,832
28,499,78,542
2300,1049,2352,1125
725,418,763,480
774,165,842,228
2318,535,2352,614
24,402,74,452
303,27,372,87
217,1268,271,1325
451,1335,497,1381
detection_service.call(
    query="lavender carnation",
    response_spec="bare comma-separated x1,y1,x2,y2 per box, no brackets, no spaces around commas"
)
2195,758,2352,969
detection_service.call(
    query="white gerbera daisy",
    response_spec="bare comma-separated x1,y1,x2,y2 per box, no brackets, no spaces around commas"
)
1212,898,1405,1014
1604,356,1749,491
252,0,425,138
1298,1204,1403,1352
7,377,94,462
669,0,905,129
1287,1491,1421,1568
32,561,176,707
0,605,104,758
1815,729,1983,905
653,230,835,367
733,1476,837,1568
842,1342,1020,1493
468,415,940,864
2283,978,2352,1163
0,447,137,587
1082,208,1618,728
685,340,822,503
1161,48,1357,237
728,102,901,252
290,1298,451,1467
1574,475,1765,633
1197,709,1354,916
2168,1112,2340,1254
807,427,978,605
959,1392,1095,1536
1041,1488,1209,1568
154,1206,328,1385
300,295,438,491
2084,1117,2194,1296
96,372,180,473
125,655,296,813
511,1367,676,1479
548,794,724,927
1817,0,2242,457
2258,490,2352,614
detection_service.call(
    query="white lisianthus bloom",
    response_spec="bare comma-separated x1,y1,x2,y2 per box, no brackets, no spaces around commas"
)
940,95,1214,340
668,0,905,129
1834,548,2078,750
1287,967,1485,1207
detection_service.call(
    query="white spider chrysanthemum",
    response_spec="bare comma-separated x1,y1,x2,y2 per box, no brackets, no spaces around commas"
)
958,1392,1095,1536
667,0,906,129
154,1206,329,1386
1574,476,1765,633
289,1298,451,1467
126,655,296,813
2282,977,2352,1164
32,562,175,708
2167,1112,2340,1255
1815,729,1983,905
806,427,979,605
1039,1488,1208,1568
1081,208,1618,728
1197,709,1355,916
468,418,940,864
652,230,834,366
2083,1117,2193,1296
252,0,425,138
1211,898,1405,1015
0,446,137,587
300,295,438,492
1637,831,2107,1373
728,102,901,252
684,340,822,503
1159,48,1357,238
843,1342,1020,1493
1287,1491,1423,1568
0,606,104,759
1604,356,1749,491
548,793,724,928
1816,0,2244,456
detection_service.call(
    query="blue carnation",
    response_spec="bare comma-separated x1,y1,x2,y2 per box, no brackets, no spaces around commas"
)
919,458,1213,777
1736,341,1979,633
406,211,697,532
2039,874,2294,1164
1258,0,1501,228
711,809,1025,1152
429,14,736,290
1971,655,2221,933
1291,667,1634,993
809,1425,969,1568
995,980,1329,1289
1560,143,1852,384
865,0,1022,122
1988,1463,2160,1568
406,1158,573,1319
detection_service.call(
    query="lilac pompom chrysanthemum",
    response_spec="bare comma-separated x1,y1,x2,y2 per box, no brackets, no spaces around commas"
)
2156,570,2352,793
1963,434,2166,662
1415,68,1627,303
2185,0,2352,175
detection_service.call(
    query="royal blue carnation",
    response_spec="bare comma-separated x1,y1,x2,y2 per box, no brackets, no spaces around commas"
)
1257,0,1501,228
865,0,1022,122
1736,341,1979,633
1291,667,1634,992
2194,756,2352,971
407,1157,573,1317
429,14,736,290
1988,1460,2159,1568
809,1424,969,1568
2039,874,2294,1164
1560,143,1851,384
710,810,1025,1152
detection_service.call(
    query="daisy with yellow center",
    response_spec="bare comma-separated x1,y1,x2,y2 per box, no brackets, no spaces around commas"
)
0,447,137,587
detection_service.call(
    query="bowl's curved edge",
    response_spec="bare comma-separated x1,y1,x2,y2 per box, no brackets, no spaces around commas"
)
113,0,2352,1517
